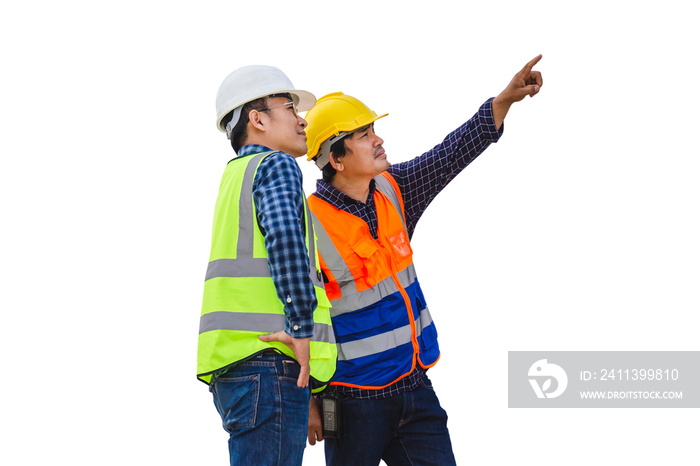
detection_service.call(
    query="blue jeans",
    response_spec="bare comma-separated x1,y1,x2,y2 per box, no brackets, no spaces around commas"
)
324,376,456,466
210,351,310,466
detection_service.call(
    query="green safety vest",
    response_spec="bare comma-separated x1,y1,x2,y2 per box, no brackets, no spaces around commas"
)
197,151,336,388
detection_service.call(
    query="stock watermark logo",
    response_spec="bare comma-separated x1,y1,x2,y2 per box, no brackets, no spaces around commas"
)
528,359,568,399
509,352,699,408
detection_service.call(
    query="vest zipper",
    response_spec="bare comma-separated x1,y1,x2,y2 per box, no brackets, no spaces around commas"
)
378,237,420,357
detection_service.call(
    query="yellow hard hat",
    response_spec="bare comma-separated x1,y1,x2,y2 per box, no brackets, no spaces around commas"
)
305,92,387,169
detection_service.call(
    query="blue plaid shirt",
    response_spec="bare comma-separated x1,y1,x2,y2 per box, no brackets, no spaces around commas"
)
313,98,503,398
235,145,316,338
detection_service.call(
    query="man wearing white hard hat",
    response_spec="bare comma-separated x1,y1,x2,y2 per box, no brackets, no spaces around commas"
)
197,65,337,465
304,56,543,465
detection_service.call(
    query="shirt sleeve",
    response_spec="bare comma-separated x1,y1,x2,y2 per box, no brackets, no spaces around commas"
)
386,98,503,238
252,152,316,338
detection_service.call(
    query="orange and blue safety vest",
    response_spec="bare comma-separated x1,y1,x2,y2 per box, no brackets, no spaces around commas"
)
308,172,440,389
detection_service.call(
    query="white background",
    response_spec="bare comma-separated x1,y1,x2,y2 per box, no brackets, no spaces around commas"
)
1,1,698,464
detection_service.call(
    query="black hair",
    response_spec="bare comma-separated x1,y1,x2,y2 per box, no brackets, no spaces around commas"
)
321,137,349,183
221,97,268,153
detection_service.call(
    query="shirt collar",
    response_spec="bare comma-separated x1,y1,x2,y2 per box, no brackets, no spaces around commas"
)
314,178,377,209
236,144,274,158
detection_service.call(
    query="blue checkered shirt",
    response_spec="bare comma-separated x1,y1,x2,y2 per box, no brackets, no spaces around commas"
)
235,145,316,338
313,98,503,399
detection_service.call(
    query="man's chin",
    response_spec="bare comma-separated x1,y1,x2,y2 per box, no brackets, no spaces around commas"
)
374,161,391,175
288,147,307,158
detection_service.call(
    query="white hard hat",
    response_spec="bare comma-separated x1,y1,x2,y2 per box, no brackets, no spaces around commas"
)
215,65,316,137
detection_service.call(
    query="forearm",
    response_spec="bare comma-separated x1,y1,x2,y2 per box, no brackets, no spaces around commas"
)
387,98,502,236
491,94,512,130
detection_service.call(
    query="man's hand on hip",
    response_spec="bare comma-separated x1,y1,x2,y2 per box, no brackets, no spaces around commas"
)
258,331,311,388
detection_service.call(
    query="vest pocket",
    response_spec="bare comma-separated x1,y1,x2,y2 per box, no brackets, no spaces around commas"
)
348,236,385,289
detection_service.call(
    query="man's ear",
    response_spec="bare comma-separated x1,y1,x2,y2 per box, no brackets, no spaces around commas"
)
329,152,344,172
248,109,266,132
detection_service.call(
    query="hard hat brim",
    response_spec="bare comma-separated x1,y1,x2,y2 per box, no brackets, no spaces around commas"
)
310,112,388,169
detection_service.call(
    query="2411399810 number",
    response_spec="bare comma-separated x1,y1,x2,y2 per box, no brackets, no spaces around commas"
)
599,368,679,381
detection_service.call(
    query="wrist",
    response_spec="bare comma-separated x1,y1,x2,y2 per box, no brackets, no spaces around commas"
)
493,92,513,110
491,94,511,131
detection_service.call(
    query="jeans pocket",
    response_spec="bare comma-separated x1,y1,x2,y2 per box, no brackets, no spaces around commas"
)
419,375,434,391
212,374,260,433
281,359,301,383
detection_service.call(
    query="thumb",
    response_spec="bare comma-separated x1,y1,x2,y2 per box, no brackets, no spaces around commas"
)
526,84,540,98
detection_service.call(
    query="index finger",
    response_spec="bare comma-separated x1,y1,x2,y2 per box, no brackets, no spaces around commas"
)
518,54,543,77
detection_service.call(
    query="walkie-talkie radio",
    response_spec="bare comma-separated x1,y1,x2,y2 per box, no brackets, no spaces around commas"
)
320,391,342,438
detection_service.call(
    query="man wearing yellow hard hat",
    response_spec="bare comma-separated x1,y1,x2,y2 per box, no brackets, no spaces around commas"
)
304,55,543,465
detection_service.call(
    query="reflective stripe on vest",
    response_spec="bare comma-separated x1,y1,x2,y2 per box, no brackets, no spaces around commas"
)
309,172,439,389
204,152,324,288
336,307,433,361
197,151,336,386
374,174,407,229
308,221,418,316
200,311,335,344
